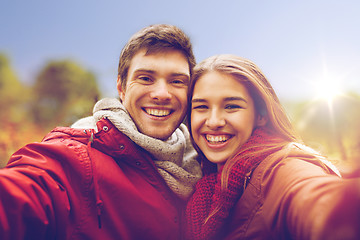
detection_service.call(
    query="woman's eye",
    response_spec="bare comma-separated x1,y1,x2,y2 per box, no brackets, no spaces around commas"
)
192,105,208,110
225,104,242,110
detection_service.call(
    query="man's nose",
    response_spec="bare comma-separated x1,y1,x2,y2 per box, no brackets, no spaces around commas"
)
150,80,172,101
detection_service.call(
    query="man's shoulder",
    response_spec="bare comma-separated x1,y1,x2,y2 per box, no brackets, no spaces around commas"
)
43,126,91,143
71,116,97,130
6,126,92,170
70,97,123,130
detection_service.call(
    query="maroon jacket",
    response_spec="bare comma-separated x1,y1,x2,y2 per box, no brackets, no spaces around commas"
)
0,119,184,239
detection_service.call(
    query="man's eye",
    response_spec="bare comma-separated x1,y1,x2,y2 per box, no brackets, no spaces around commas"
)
173,80,183,84
171,79,187,85
138,76,152,82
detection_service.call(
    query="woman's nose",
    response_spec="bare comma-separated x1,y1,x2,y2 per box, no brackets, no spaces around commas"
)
205,110,225,129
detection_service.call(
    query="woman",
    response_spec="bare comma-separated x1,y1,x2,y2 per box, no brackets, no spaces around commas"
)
185,55,360,240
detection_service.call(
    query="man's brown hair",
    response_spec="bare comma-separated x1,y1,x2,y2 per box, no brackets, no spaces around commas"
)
117,24,196,90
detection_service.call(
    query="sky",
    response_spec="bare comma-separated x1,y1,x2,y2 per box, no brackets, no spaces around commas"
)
1,0,360,101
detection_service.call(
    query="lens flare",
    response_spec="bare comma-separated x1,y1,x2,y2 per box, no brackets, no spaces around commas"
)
311,63,344,106
314,77,342,103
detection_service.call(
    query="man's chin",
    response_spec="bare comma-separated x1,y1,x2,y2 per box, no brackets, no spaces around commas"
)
141,128,174,140
149,132,172,140
137,119,183,140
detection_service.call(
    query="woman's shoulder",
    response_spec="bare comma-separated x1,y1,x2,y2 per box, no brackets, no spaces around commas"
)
224,143,342,239
254,142,340,180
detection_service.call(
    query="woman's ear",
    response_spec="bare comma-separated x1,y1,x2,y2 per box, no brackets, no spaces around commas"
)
256,114,268,127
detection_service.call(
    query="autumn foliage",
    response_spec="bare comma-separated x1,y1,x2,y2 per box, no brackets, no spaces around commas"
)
1,52,360,170
0,53,100,167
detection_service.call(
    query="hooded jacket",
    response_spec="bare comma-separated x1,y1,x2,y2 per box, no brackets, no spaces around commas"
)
0,98,202,240
221,144,360,240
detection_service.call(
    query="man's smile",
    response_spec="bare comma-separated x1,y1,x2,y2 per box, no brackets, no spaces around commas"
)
143,107,172,117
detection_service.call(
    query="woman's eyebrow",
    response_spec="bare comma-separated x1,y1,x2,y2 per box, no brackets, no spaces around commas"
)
191,98,207,103
192,97,247,103
224,96,247,103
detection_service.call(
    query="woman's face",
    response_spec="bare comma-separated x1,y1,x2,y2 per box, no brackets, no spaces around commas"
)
191,71,258,169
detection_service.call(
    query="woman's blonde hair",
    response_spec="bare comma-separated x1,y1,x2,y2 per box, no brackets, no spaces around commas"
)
187,54,299,144
187,54,304,222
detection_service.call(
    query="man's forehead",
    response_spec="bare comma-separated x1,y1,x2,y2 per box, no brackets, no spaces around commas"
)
129,49,190,74
135,47,187,59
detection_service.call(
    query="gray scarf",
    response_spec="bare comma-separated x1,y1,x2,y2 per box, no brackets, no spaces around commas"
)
72,98,202,200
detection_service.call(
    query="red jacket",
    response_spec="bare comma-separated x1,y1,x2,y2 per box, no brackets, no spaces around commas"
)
0,119,184,239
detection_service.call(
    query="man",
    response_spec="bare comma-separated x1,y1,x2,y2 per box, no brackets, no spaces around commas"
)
0,24,202,239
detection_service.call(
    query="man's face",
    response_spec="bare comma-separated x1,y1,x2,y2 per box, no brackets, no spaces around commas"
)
117,49,190,140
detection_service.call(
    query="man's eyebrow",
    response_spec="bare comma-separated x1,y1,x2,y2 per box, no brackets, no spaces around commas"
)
133,69,155,74
133,69,189,78
172,73,190,84
171,72,190,77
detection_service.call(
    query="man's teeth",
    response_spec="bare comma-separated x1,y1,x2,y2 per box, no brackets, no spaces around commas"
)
206,135,229,144
146,108,171,117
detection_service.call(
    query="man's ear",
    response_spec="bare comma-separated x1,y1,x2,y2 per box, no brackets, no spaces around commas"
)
117,75,125,102
256,114,268,127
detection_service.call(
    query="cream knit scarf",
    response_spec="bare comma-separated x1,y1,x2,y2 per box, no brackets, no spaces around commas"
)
72,98,202,200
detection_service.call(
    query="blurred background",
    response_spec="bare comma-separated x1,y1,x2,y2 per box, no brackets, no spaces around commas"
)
1,0,360,170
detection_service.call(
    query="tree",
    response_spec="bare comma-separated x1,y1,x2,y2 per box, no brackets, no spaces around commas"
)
0,53,28,121
32,60,101,128
293,93,360,164
0,53,33,167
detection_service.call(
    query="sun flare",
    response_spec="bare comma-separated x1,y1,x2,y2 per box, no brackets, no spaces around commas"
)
314,78,342,103
312,65,344,104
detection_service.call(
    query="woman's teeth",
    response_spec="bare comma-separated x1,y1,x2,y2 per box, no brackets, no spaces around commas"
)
205,134,230,144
